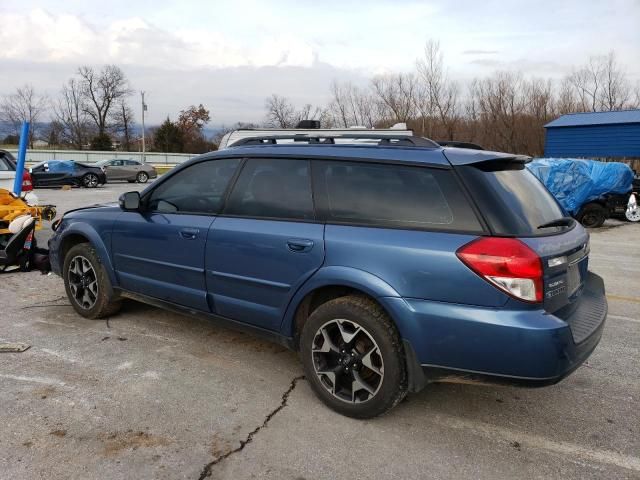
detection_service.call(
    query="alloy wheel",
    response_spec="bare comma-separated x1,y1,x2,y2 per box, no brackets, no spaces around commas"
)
137,172,148,183
67,255,98,310
311,318,384,404
84,173,99,188
626,207,640,222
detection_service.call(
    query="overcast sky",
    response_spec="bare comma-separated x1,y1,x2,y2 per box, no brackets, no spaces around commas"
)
1,0,639,125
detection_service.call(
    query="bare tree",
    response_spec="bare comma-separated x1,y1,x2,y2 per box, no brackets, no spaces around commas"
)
415,40,461,140
600,51,632,110
53,78,93,149
370,73,417,124
77,65,132,136
111,100,135,151
264,94,296,128
264,94,324,128
567,52,634,112
327,81,380,128
0,84,48,147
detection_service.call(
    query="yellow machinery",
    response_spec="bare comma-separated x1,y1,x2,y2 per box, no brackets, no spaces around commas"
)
0,188,56,235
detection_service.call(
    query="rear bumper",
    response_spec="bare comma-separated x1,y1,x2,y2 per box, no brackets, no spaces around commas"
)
382,272,607,391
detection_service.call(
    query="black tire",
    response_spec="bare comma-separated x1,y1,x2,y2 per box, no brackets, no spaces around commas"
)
82,173,99,188
300,295,407,418
63,243,121,319
136,171,149,183
577,203,606,228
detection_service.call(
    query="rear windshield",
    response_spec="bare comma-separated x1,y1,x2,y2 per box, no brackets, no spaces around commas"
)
458,162,567,236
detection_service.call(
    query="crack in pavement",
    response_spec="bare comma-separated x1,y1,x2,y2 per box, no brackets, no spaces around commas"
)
21,296,70,309
198,375,305,480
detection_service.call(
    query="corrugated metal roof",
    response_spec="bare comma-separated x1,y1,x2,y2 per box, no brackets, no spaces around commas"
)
545,109,640,128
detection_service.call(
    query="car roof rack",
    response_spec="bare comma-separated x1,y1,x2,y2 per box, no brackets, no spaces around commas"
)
230,134,440,148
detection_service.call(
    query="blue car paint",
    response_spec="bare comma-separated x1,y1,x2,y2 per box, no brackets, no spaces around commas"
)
205,217,325,331
49,143,607,388
322,225,508,307
111,211,216,311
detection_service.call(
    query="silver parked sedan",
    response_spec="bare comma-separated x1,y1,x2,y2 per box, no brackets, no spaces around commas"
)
95,159,158,183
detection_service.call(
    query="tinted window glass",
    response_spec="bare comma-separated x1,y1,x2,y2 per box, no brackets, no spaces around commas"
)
318,161,481,231
224,158,314,220
147,158,240,214
459,162,565,236
126,160,140,165
0,158,10,171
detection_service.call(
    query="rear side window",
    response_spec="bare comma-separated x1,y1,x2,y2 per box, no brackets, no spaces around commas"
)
458,162,565,236
316,161,482,231
224,158,314,220
147,158,241,214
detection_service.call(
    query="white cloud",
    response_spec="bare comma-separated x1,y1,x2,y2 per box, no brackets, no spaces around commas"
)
0,9,319,69
0,1,638,124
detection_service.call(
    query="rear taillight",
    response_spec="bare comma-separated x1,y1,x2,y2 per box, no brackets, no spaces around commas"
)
456,237,543,303
22,170,33,192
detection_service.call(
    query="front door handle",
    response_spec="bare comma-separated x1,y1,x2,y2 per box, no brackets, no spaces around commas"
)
287,238,314,253
180,228,200,240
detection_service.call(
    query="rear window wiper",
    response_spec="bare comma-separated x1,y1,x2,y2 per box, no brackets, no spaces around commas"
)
537,217,575,229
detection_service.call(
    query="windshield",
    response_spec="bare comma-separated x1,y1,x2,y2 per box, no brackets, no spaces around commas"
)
459,162,567,236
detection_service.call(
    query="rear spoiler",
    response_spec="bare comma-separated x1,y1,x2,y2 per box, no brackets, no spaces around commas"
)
441,147,531,166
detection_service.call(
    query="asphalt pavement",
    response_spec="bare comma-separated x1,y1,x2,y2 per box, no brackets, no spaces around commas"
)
0,182,638,479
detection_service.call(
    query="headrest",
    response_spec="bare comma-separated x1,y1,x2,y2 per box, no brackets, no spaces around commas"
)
8,215,34,234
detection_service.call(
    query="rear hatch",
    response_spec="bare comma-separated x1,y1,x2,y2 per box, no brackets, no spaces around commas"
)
452,156,590,316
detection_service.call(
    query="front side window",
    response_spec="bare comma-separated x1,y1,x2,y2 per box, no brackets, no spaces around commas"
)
317,161,482,231
224,158,314,220
146,158,241,214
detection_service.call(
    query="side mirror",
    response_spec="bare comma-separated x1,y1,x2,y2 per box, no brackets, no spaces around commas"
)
119,191,141,211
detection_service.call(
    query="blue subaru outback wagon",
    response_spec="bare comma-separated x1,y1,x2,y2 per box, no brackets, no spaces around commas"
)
48,134,607,418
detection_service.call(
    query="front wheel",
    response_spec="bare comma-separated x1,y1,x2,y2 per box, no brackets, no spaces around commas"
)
136,171,149,183
63,243,121,319
300,295,407,418
82,173,99,188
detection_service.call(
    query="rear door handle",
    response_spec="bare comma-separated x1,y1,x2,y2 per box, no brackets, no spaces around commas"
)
287,238,314,253
180,228,200,240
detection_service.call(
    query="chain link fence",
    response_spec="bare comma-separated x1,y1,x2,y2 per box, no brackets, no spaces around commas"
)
6,149,196,165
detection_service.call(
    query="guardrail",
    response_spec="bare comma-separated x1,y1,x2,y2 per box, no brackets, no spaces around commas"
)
5,149,196,165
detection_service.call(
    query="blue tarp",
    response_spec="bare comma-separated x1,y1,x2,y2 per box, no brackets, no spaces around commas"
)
527,158,633,215
47,160,76,172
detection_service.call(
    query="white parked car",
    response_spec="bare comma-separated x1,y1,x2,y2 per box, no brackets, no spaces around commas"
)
0,149,37,201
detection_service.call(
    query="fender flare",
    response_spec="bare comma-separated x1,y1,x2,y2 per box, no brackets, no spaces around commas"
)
58,223,117,286
280,265,402,337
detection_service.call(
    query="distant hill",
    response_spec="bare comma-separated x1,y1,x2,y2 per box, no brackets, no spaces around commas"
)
1,120,223,142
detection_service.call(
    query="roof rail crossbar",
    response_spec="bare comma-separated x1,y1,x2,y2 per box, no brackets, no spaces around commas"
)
230,134,439,148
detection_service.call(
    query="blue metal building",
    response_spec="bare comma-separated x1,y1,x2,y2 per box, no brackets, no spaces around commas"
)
544,109,640,158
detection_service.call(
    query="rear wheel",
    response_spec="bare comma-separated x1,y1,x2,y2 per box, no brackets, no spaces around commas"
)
136,171,149,183
63,243,121,319
300,295,407,418
577,203,606,228
82,173,99,188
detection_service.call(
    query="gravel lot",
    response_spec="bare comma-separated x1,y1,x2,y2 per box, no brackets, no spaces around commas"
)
1,183,639,479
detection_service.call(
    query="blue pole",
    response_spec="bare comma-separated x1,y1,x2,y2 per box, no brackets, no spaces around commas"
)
13,121,30,195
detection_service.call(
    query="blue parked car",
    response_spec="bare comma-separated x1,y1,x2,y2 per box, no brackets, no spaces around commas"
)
48,134,607,418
